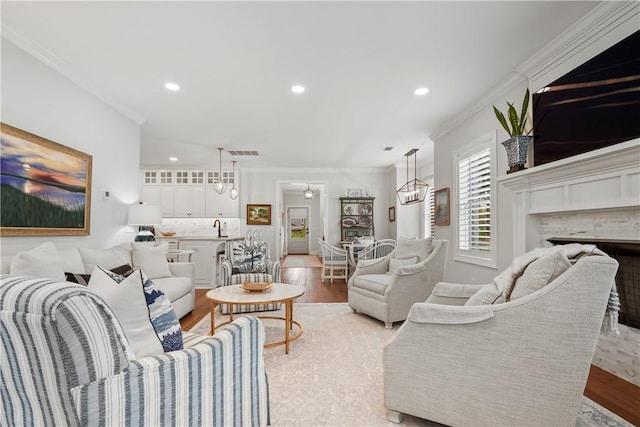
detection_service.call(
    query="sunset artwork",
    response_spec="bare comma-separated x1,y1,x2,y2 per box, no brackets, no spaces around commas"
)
0,123,92,235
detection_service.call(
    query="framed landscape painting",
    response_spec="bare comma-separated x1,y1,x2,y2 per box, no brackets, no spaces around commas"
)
247,204,271,225
0,123,92,236
434,187,450,226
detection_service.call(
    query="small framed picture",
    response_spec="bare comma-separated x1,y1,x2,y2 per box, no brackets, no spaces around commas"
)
347,188,363,198
434,188,450,226
389,206,396,222
247,204,272,225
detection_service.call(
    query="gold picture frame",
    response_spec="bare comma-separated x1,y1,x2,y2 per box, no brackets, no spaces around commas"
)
247,204,272,225
434,187,450,226
1,123,92,236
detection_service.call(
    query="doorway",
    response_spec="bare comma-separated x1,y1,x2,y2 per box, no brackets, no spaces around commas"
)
287,206,310,254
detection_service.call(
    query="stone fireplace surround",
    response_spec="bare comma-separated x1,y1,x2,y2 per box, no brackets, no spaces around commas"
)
498,139,639,386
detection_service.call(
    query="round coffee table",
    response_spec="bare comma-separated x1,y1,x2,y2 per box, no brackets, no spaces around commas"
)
206,283,305,354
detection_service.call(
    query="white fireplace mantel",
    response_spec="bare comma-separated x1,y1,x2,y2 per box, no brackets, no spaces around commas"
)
497,139,640,256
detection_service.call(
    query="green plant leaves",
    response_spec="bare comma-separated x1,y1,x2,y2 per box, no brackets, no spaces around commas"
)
492,88,531,137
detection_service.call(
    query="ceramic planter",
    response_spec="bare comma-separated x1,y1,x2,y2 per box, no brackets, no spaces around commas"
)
501,135,533,174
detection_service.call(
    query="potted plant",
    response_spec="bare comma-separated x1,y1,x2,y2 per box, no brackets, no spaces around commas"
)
493,88,533,173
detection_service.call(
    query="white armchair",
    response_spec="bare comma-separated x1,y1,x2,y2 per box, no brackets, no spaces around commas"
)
348,239,447,328
383,252,619,426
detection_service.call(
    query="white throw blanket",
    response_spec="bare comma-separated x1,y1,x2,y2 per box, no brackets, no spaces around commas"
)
493,244,620,335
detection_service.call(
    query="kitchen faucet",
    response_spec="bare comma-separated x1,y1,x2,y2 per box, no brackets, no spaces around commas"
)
213,219,222,238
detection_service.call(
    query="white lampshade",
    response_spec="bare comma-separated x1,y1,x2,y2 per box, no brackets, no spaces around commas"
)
127,204,162,225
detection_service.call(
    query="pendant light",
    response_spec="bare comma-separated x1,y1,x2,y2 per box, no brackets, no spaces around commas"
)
396,148,428,205
229,160,239,200
213,147,226,194
303,184,313,200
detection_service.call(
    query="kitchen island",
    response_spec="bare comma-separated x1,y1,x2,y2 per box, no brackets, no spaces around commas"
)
157,235,243,287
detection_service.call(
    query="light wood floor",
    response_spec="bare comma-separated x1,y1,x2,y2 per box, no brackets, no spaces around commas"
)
179,258,640,426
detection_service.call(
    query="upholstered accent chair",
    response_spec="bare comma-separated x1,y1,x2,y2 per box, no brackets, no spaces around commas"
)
348,238,447,328
219,240,281,314
0,275,270,426
383,250,619,426
318,238,349,283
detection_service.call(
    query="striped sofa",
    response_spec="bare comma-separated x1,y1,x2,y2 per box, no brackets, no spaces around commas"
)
0,275,270,426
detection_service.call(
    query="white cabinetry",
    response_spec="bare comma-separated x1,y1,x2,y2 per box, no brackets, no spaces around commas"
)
174,186,206,217
142,169,239,218
179,240,214,286
205,187,239,217
141,186,174,217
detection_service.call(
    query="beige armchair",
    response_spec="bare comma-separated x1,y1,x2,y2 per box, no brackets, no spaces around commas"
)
383,252,619,426
348,239,447,328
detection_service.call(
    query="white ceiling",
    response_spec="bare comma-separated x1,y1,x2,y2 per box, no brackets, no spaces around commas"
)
1,1,600,169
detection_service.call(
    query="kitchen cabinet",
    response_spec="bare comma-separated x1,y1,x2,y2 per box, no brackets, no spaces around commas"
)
205,186,239,217
174,186,205,217
141,186,174,217
178,240,214,286
340,196,375,242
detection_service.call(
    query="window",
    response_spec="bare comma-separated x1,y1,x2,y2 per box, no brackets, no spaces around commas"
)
453,131,497,268
423,186,435,238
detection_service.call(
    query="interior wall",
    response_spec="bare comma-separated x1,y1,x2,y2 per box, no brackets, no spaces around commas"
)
1,39,141,256
433,81,522,284
239,167,390,257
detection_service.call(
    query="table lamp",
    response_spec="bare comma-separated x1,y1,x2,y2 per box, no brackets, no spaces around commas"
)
128,203,162,242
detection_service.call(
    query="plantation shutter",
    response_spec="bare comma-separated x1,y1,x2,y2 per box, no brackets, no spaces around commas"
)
423,187,435,238
457,147,491,252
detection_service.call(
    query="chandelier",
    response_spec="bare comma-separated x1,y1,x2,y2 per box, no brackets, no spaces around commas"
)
396,148,428,205
213,147,226,194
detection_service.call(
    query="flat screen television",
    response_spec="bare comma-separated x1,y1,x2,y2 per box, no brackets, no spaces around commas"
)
532,30,640,166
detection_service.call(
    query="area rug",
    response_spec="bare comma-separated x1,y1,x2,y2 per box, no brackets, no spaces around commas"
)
189,303,632,427
281,255,322,268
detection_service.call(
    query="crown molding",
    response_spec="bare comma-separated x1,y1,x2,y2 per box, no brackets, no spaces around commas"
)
2,25,147,125
518,1,639,91
430,1,639,142
430,73,526,141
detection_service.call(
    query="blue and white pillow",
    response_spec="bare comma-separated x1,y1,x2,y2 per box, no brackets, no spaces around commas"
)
101,267,183,352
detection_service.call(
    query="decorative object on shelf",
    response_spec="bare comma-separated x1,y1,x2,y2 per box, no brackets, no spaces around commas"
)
247,204,272,225
160,231,176,237
357,216,372,226
493,88,533,174
434,188,450,226
213,147,226,194
389,206,396,222
304,184,313,200
396,148,428,205
347,188,363,197
128,203,162,242
0,123,93,236
229,160,239,200
358,203,372,215
241,281,273,292
342,217,357,228
343,205,354,215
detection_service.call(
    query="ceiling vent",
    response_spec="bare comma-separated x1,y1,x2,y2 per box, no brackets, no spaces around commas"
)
384,147,394,151
228,150,259,156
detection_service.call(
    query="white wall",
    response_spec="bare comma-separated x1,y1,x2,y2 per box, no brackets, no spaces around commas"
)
1,39,141,256
239,167,391,257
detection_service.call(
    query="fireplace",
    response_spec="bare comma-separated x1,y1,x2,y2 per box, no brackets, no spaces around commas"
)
548,238,640,329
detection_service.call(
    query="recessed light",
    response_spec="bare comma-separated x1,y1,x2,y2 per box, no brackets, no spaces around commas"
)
291,85,305,94
165,82,180,91
169,156,178,162
414,87,429,96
